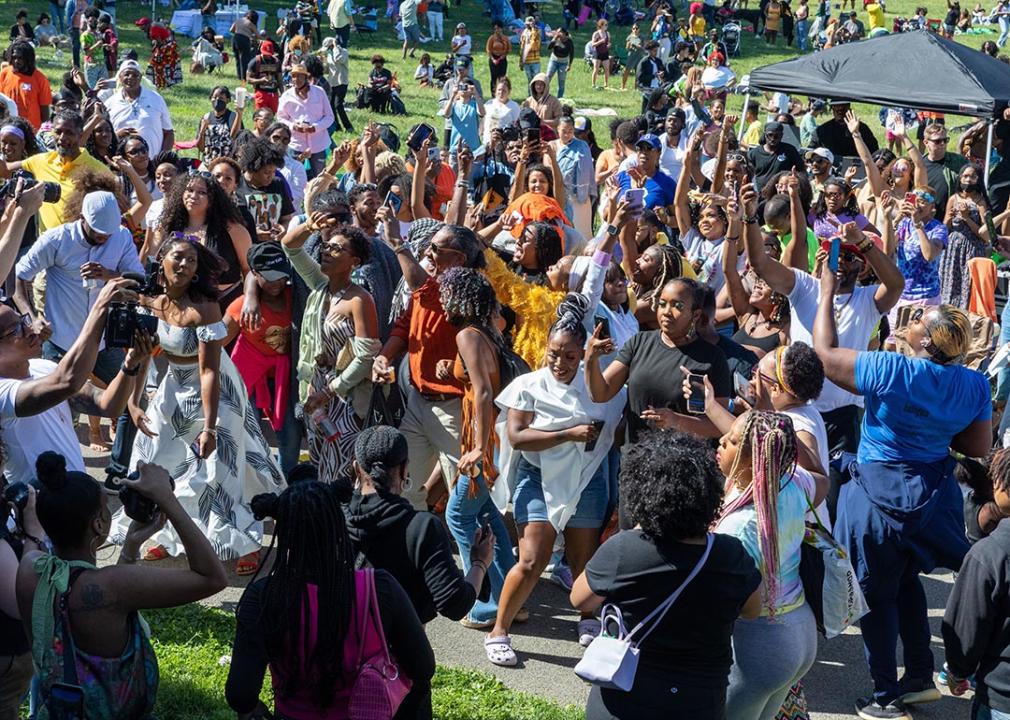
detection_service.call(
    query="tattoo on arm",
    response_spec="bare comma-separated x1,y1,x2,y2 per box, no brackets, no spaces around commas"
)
78,583,113,611
68,383,104,417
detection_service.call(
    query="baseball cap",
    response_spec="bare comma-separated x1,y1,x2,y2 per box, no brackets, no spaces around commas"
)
810,99,826,111
456,21,466,28
118,59,142,76
818,231,881,258
247,242,292,281
805,147,835,164
573,116,588,132
260,40,277,55
635,133,662,150
457,55,472,68
525,15,535,22
764,121,784,134
289,63,310,77
81,191,122,236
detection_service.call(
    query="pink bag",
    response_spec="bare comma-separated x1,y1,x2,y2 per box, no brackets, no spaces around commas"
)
348,569,412,720
577,5,592,25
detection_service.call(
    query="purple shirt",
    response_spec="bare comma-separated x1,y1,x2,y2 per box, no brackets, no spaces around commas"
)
808,211,870,242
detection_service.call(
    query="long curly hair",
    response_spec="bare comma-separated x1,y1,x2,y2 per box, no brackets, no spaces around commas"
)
62,169,131,220
439,266,502,340
720,410,797,617
157,173,242,254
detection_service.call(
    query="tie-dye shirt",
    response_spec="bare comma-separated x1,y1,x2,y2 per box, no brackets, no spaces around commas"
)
895,217,948,301
716,467,816,616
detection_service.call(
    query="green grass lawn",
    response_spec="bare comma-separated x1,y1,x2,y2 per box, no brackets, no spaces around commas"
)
144,604,584,720
16,0,999,151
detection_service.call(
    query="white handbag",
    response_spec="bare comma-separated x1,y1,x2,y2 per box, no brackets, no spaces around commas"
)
574,533,714,692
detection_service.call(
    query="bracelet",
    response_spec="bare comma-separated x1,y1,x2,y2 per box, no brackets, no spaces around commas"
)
471,559,489,574
455,181,470,189
725,236,740,242
20,531,43,547
200,428,217,438
121,363,141,377
394,244,414,256
743,215,758,225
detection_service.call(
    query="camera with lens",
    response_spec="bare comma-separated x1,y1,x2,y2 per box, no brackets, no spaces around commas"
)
2,479,29,515
104,260,162,349
0,176,61,203
105,468,174,524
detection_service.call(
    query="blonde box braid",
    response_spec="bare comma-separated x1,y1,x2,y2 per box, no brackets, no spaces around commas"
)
632,245,684,311
721,410,798,617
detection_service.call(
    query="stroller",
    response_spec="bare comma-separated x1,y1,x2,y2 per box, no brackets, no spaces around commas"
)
722,22,742,55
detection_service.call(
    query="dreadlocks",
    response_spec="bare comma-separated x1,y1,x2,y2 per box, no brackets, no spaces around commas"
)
721,410,798,618
249,482,356,709
633,245,684,311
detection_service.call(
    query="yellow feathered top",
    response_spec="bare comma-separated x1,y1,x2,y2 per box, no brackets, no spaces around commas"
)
483,248,565,370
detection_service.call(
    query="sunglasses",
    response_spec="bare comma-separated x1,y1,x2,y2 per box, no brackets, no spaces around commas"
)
0,313,31,341
188,169,214,180
125,147,148,156
910,307,925,323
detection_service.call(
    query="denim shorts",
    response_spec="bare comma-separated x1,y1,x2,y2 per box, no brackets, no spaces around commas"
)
403,23,421,42
513,456,609,528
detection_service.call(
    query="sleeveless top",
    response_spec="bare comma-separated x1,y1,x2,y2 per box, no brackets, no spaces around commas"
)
158,318,229,358
31,559,158,720
452,326,502,491
731,323,782,355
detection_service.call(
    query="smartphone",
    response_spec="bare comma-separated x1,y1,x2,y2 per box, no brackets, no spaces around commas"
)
190,440,202,458
524,126,541,143
733,371,753,405
828,236,841,273
427,145,441,162
904,191,918,206
406,123,434,152
594,316,610,339
624,187,646,207
585,419,606,452
49,683,85,718
687,373,706,414
384,191,403,215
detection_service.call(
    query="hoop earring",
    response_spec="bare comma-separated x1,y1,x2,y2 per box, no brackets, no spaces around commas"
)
192,274,200,283
402,474,413,492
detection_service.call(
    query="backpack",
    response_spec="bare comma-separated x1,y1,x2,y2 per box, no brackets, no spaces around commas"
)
498,343,532,388
389,93,406,116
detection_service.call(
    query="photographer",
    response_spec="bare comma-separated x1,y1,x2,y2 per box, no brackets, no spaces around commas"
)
14,453,227,717
0,471,42,718
0,276,153,484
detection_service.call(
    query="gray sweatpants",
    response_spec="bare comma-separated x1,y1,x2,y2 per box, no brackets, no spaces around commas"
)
726,602,818,720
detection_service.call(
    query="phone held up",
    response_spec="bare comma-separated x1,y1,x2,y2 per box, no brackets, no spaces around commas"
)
687,373,706,414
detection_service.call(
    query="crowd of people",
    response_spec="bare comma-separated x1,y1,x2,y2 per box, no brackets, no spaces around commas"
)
3,1,1010,720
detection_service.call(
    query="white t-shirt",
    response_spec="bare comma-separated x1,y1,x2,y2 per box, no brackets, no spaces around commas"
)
784,403,831,529
482,99,521,145
659,131,688,183
681,227,743,294
145,197,165,232
767,92,790,122
105,87,174,156
452,33,472,55
0,359,85,483
787,268,881,412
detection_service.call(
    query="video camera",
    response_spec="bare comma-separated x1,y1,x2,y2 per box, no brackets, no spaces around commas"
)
104,259,162,349
0,177,61,203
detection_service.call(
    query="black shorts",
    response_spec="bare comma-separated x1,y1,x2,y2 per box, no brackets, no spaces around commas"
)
595,51,610,61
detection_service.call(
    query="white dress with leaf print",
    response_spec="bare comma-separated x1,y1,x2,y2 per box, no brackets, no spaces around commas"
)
109,319,287,560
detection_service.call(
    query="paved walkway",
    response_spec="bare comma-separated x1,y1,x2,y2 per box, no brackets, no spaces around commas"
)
82,435,971,720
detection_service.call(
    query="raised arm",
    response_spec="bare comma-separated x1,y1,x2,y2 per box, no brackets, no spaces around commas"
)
740,185,796,295
781,171,810,271
584,326,629,402
674,127,704,237
811,261,859,394
543,141,567,210
410,138,433,221
0,181,45,283
709,116,736,195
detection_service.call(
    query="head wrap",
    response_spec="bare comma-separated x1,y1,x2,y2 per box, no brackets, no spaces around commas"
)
0,125,25,141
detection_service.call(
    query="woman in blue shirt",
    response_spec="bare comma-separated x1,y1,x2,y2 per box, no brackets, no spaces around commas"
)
441,79,483,154
813,260,991,720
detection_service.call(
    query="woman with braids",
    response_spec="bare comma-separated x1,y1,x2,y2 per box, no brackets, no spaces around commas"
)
629,243,690,330
109,234,285,574
487,294,626,665
570,431,763,720
714,410,825,719
146,171,253,304
586,276,732,444
813,267,991,720
437,267,519,632
345,425,497,625
226,479,435,719
942,448,1010,716
17,453,227,718
282,212,380,489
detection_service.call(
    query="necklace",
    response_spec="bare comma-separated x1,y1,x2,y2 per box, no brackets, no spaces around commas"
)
833,288,855,324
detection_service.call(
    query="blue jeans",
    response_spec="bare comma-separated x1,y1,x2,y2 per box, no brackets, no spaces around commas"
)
523,62,541,83
545,57,569,98
444,470,515,624
1000,15,1010,46
796,19,809,50
276,390,303,479
975,701,1010,720
50,2,66,32
305,150,328,181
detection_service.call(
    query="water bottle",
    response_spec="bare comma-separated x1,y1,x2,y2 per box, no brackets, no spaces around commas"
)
311,408,340,442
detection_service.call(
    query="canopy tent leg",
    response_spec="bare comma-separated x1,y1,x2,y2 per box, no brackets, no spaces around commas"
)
739,94,750,143
986,119,996,182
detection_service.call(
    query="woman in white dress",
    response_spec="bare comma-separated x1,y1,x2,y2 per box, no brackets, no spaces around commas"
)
110,232,286,575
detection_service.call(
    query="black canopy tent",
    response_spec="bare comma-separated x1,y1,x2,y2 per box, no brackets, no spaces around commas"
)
743,30,1010,176
747,30,1010,118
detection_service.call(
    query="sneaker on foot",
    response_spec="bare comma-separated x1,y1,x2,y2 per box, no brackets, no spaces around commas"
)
855,697,912,720
550,564,574,592
577,618,601,647
898,677,942,705
938,668,977,691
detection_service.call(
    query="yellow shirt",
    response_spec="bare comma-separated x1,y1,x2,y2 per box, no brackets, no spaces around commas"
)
743,120,763,147
21,149,113,231
690,14,706,36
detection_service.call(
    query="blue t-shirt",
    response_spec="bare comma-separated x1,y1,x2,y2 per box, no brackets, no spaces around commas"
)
449,99,481,153
615,168,678,210
854,351,991,464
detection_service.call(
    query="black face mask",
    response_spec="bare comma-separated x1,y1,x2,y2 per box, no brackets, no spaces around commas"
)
212,98,228,112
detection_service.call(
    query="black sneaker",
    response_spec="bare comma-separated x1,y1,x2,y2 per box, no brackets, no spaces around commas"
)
898,677,942,705
855,696,912,720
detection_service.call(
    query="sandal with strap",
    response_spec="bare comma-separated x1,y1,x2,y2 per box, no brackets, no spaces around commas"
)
143,545,169,562
235,550,261,576
485,635,517,667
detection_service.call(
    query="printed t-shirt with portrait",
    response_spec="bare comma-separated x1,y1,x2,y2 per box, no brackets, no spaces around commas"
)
226,288,292,356
680,226,745,293
237,177,295,231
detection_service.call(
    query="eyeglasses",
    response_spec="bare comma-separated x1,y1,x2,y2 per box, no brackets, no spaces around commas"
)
0,314,31,341
188,169,214,180
839,250,859,263
321,241,349,255
757,370,780,389
824,190,845,199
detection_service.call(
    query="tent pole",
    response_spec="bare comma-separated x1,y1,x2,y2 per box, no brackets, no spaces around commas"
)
986,119,995,182
739,93,750,143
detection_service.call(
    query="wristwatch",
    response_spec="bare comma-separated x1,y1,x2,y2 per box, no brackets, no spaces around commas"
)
605,223,620,236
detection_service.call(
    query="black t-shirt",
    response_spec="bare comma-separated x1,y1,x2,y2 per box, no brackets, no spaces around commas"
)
923,152,968,221
585,530,761,678
248,54,281,94
716,335,758,384
747,142,804,192
811,118,880,158
236,177,295,231
616,331,732,441
549,37,575,61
